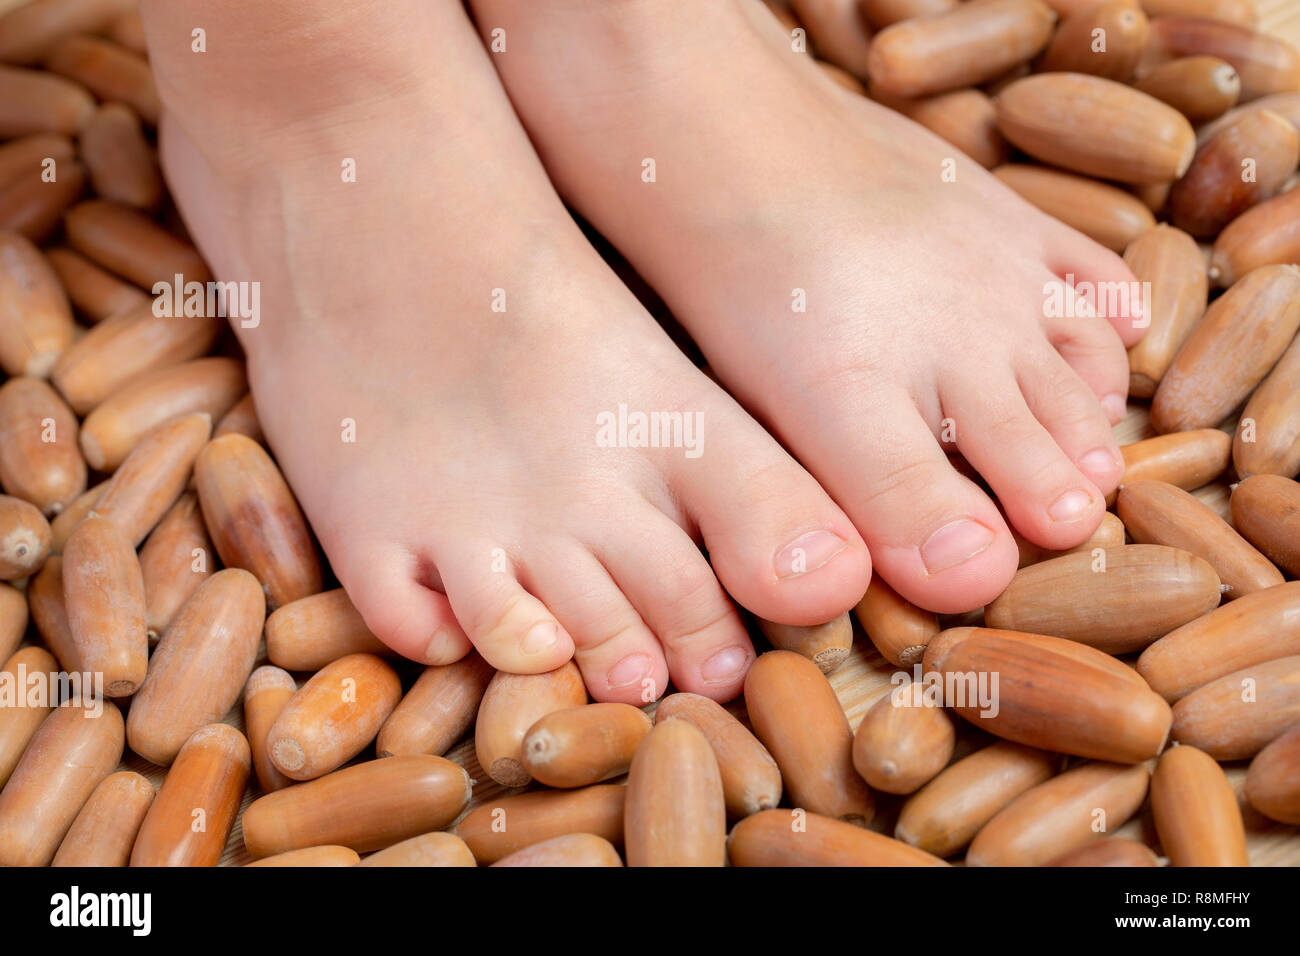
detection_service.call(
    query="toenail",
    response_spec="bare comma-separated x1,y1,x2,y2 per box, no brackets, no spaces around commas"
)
1048,489,1095,522
422,628,454,665
521,622,559,655
919,519,995,574
1078,447,1120,477
607,653,654,689
1101,393,1127,423
701,647,751,685
775,529,847,578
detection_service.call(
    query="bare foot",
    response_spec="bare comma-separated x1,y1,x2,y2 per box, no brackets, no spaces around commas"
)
139,0,872,701
470,0,1145,612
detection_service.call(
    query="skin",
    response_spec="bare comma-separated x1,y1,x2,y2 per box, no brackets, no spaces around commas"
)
469,0,1140,614
139,0,1140,701
140,0,873,705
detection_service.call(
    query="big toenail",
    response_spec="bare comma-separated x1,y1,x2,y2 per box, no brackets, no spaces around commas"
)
775,530,847,578
1049,489,1094,522
607,653,654,689
1101,393,1127,423
521,622,559,655
701,647,751,685
1079,447,1120,476
920,519,995,574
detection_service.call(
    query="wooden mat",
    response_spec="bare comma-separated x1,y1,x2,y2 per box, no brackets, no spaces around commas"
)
1260,0,1300,43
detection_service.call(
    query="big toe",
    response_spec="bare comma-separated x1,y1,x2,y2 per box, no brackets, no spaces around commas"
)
812,390,1019,614
669,407,872,627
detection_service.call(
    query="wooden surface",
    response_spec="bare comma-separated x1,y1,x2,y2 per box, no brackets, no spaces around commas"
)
1260,0,1300,43
105,3,1300,865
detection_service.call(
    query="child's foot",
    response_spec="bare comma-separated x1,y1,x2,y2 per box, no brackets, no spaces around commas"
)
139,0,872,701
470,0,1144,612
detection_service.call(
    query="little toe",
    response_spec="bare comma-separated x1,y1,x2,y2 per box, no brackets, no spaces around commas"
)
1018,350,1125,496
339,546,472,665
1044,233,1148,348
1041,293,1135,425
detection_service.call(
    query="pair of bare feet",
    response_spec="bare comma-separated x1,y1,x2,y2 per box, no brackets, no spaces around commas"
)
140,0,1143,704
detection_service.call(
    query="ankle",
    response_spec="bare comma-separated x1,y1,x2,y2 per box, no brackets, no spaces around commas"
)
471,0,750,67
141,0,444,140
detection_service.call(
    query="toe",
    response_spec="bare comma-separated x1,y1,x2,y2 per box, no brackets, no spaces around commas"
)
1018,349,1125,496
670,413,871,626
437,541,577,674
826,394,1018,614
527,545,669,705
1043,233,1147,349
1041,295,1134,426
946,377,1107,552
596,512,754,702
339,546,472,665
